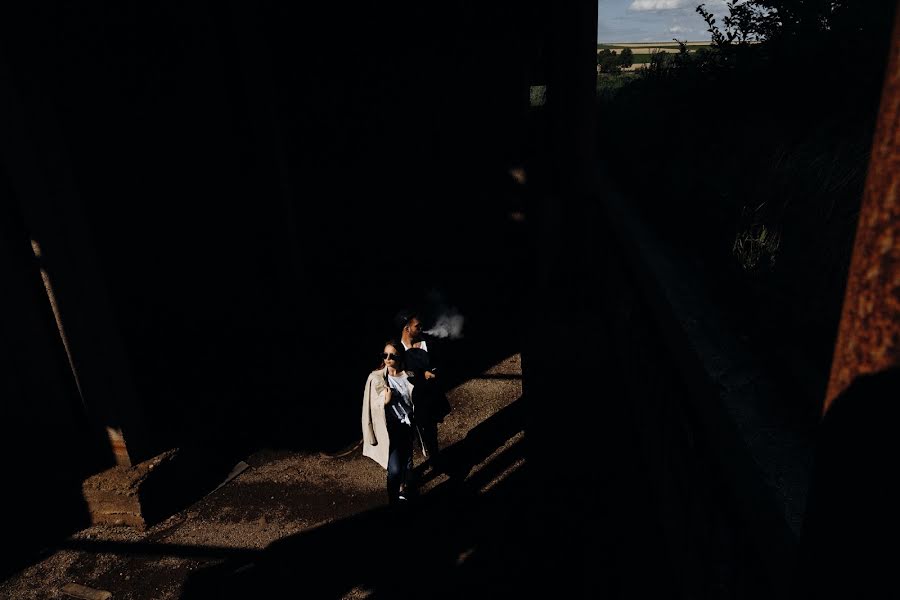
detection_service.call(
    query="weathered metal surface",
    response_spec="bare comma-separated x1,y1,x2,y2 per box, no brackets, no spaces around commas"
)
825,5,900,413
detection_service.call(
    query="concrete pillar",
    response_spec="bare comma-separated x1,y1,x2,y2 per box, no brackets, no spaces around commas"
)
526,0,600,468
523,1,600,596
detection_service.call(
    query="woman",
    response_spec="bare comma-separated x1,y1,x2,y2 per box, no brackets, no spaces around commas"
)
362,340,417,504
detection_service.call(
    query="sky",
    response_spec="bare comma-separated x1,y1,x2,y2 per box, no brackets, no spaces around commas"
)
598,0,730,43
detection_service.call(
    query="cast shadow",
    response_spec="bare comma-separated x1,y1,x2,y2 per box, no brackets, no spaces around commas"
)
179,395,529,599
796,368,900,600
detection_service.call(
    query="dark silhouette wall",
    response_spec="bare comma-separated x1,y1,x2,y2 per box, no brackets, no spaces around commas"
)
0,2,541,565
0,162,108,578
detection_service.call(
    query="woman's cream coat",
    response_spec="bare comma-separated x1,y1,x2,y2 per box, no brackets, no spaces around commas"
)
361,368,415,469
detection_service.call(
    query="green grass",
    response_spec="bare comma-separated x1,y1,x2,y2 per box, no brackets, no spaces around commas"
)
596,72,639,101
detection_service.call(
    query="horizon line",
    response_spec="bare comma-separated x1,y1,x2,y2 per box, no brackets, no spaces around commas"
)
597,40,711,45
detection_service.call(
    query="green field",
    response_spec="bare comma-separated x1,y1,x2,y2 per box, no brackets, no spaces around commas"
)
598,43,710,67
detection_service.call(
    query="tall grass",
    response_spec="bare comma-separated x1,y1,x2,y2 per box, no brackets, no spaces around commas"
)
596,73,638,102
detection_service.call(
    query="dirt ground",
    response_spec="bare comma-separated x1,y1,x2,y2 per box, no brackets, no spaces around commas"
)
1,354,524,600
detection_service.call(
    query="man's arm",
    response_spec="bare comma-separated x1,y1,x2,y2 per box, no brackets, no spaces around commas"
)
423,336,441,380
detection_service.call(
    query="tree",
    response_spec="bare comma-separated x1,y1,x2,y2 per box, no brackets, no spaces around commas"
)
597,48,622,74
697,2,769,47
697,0,894,46
618,47,634,69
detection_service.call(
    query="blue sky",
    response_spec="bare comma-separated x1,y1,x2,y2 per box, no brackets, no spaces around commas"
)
598,0,730,43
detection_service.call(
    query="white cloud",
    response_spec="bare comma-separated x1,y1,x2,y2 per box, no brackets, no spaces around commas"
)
629,0,689,11
669,25,694,33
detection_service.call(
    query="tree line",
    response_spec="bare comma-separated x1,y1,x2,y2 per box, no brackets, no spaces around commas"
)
596,47,633,74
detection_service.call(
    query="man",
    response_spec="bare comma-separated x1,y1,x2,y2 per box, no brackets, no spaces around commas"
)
395,309,450,472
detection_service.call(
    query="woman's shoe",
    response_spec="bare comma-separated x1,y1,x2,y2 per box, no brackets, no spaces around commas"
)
398,483,416,501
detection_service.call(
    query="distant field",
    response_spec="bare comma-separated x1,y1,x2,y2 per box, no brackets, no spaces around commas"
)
598,41,711,48
597,41,719,72
598,41,712,54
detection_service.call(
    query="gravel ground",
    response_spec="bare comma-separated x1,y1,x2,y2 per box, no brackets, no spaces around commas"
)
1,354,523,600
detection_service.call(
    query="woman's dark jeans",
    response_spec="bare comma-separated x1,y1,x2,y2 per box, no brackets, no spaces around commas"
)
386,419,413,503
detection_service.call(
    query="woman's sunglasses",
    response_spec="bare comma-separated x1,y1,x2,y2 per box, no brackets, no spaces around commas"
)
382,352,400,360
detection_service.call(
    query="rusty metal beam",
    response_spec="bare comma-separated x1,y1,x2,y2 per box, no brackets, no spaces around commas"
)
824,2,900,414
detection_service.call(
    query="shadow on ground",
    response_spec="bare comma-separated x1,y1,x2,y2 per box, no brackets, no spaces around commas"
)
50,396,529,599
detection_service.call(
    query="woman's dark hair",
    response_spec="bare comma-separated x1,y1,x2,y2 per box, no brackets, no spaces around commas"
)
378,339,406,370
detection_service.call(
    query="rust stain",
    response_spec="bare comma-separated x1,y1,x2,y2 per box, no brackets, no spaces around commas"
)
825,4,900,413
107,426,132,467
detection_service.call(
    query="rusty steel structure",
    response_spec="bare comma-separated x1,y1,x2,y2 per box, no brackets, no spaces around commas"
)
824,3,900,414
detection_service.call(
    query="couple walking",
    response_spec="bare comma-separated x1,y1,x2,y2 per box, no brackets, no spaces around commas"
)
361,310,451,505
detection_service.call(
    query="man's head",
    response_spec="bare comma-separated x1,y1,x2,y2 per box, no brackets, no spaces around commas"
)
395,309,424,342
